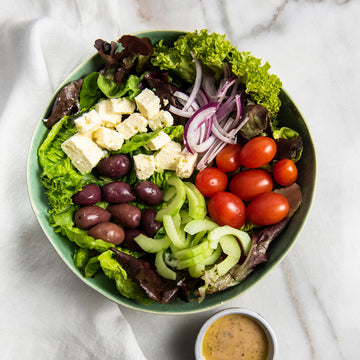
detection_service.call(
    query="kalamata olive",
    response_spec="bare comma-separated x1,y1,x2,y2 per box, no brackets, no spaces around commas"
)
96,154,131,178
141,209,163,236
135,181,163,206
72,184,101,206
88,222,125,245
108,203,141,229
123,229,148,252
74,206,111,229
102,181,136,203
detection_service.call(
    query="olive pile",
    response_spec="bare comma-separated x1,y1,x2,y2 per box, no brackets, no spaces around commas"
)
72,154,163,250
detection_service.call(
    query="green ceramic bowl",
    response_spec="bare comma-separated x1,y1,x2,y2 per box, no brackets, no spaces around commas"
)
27,30,316,314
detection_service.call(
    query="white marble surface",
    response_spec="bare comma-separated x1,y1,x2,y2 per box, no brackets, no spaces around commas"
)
1,0,359,359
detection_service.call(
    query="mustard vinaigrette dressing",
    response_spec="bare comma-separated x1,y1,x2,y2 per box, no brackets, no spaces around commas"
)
202,314,269,360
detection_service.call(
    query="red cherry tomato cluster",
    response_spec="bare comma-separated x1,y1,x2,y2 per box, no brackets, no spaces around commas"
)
195,136,298,228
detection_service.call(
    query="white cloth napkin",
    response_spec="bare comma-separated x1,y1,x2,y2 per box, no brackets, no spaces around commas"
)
0,14,146,360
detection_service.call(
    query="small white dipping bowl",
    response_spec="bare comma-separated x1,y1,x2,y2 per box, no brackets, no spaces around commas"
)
195,307,278,360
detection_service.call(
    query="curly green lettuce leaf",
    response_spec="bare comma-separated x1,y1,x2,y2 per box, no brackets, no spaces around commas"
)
98,250,151,304
152,29,282,119
38,116,84,220
229,50,282,120
152,29,232,83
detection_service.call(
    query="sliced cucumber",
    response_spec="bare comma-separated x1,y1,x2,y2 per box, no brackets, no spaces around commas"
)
155,250,177,280
201,243,222,266
180,209,193,225
184,218,218,235
208,225,251,254
156,176,186,222
163,214,190,249
163,185,177,202
174,240,211,260
134,234,171,253
216,235,241,276
176,247,214,269
191,230,207,246
184,182,207,219
188,263,205,278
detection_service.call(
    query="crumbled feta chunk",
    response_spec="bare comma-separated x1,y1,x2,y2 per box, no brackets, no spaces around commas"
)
176,153,198,178
61,134,104,174
133,154,155,180
135,88,161,120
74,110,102,136
95,99,122,128
146,131,171,151
93,127,124,151
116,113,148,140
111,98,136,114
154,141,182,171
148,110,174,131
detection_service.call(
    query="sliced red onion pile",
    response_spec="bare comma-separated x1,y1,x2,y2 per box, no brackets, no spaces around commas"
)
168,59,249,170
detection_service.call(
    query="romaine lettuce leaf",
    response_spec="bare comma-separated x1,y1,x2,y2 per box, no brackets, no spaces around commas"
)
84,256,101,278
73,247,90,271
64,226,114,253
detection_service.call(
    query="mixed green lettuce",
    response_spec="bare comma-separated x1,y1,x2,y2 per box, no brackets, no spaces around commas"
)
152,29,282,120
38,29,298,305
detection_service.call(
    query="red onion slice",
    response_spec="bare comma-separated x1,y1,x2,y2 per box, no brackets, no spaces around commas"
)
183,58,202,111
184,103,218,153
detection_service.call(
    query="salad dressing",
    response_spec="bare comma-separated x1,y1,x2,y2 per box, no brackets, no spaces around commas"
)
202,314,269,360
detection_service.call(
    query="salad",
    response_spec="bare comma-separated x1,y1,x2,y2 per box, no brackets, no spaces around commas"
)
39,30,303,305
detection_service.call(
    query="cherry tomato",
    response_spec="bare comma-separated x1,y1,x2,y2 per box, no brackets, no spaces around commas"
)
208,192,246,228
239,136,277,168
273,159,298,186
215,144,242,172
195,167,228,197
229,169,273,201
247,192,289,226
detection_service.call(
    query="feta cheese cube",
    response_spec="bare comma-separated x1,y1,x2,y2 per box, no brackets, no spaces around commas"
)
61,134,104,174
74,110,102,136
116,113,148,140
148,110,174,131
146,131,171,151
133,154,155,180
111,98,136,114
95,99,122,128
176,153,198,178
154,141,182,171
93,127,124,151
135,88,160,120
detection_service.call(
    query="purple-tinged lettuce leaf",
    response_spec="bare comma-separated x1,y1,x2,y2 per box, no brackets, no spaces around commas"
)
111,248,179,304
94,35,153,86
273,127,303,162
238,104,270,141
44,79,83,129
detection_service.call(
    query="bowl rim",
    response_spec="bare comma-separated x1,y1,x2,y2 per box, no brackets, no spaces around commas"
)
26,29,317,315
194,307,278,360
